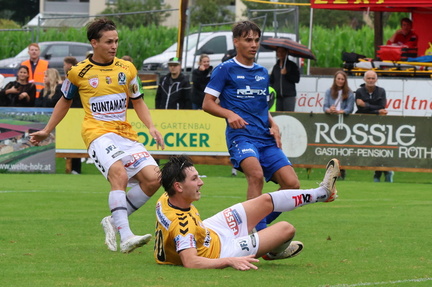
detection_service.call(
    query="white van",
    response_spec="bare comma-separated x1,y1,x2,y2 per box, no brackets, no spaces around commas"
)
142,31,297,73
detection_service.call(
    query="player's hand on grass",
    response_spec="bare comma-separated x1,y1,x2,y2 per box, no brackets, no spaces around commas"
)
29,130,50,146
229,255,259,271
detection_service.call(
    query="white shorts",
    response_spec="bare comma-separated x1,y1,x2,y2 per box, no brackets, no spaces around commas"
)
203,203,260,258
88,133,158,183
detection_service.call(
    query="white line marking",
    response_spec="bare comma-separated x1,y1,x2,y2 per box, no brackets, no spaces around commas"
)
323,277,432,287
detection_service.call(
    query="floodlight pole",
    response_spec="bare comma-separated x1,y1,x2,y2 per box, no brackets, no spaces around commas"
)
307,8,314,75
177,0,188,66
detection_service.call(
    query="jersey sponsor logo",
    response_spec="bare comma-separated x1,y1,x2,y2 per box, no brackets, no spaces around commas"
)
124,151,150,168
112,151,124,159
237,85,266,97
255,75,265,81
292,193,312,207
115,61,129,70
91,97,127,113
223,208,239,235
203,229,211,248
156,202,171,230
175,233,197,251
131,83,138,94
105,76,112,84
60,78,78,100
241,148,256,155
250,233,257,248
89,76,99,88
118,72,126,85
78,64,93,77
239,239,249,251
231,208,242,224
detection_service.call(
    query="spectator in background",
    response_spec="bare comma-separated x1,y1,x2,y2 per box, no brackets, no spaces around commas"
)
222,48,237,62
323,71,354,116
63,56,83,175
35,68,62,107
355,70,393,183
121,55,133,62
323,70,355,180
0,65,36,107
155,57,192,109
191,54,212,110
387,18,418,50
270,47,300,112
21,43,49,99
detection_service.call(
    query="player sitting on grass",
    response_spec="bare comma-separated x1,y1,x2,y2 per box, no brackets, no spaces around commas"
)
154,155,339,270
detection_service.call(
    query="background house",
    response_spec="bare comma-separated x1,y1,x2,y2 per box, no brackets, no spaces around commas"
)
25,0,246,28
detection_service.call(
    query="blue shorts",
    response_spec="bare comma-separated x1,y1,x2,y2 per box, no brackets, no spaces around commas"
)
228,138,292,182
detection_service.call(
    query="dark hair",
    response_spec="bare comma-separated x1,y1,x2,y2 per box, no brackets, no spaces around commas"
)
232,20,261,39
17,65,30,73
86,18,116,41
160,155,194,196
64,56,78,66
401,18,412,26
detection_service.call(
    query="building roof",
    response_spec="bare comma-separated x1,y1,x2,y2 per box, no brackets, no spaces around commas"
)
0,131,22,141
25,13,90,28
0,123,32,132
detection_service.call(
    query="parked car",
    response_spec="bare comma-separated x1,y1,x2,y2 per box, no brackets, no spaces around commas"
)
142,31,298,74
0,41,93,77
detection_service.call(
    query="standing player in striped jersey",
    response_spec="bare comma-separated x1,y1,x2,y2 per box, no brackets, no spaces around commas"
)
30,18,164,254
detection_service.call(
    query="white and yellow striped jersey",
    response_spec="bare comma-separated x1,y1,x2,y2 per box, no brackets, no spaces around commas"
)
61,57,144,147
154,193,221,265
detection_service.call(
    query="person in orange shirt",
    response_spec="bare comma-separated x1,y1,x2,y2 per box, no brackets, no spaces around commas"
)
21,43,49,99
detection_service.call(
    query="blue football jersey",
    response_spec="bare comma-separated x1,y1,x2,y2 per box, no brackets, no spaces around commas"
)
205,58,272,143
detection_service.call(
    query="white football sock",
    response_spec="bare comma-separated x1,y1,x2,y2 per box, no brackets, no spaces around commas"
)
269,186,328,212
109,190,133,241
126,185,151,216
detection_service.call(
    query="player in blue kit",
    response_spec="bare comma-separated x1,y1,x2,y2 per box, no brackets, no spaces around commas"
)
202,21,301,231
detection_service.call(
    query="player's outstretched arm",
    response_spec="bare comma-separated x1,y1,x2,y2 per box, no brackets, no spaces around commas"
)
132,98,165,150
29,97,72,145
179,248,259,270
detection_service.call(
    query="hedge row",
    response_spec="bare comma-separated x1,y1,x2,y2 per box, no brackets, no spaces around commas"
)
0,24,395,69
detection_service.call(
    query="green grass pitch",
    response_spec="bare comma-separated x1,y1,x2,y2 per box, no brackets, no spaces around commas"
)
1,161,431,286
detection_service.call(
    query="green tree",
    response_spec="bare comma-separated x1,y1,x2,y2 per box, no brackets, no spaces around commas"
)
189,0,234,27
101,0,171,28
0,0,38,25
0,19,21,29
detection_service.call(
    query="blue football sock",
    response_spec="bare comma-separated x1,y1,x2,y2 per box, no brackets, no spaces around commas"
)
266,211,282,225
255,218,267,231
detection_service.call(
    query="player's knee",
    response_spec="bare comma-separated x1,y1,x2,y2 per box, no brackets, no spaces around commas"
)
138,174,161,196
288,179,300,189
147,177,161,194
280,177,300,190
247,169,264,181
108,167,128,187
280,221,296,239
